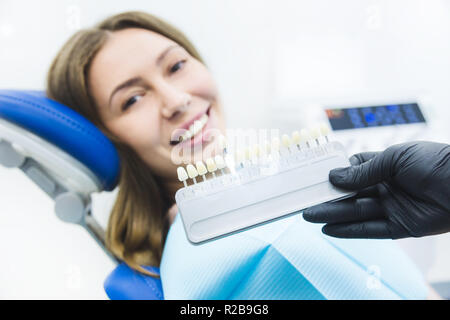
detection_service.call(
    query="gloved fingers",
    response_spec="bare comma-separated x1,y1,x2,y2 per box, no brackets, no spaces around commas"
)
355,185,379,198
329,150,393,190
349,152,380,166
321,219,393,239
322,219,410,239
303,198,384,224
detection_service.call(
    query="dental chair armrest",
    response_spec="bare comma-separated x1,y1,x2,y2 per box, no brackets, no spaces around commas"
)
104,263,163,300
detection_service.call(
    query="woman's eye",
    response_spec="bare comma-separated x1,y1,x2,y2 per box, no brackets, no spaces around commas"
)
122,95,142,111
170,60,186,73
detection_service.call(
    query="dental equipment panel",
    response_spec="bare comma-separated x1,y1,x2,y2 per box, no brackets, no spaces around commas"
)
323,101,435,152
175,125,356,244
283,95,448,156
271,89,450,157
325,103,426,131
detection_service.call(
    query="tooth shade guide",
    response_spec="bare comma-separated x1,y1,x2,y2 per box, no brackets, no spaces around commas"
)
214,155,225,168
244,148,251,161
206,158,217,171
251,144,261,158
271,137,281,158
224,154,236,172
214,155,226,175
281,134,292,154
319,123,330,135
291,131,302,151
298,129,310,148
176,125,334,191
309,127,321,146
319,123,331,143
234,150,245,169
262,140,271,155
175,139,355,244
177,167,189,188
218,135,228,154
186,164,199,184
196,161,208,182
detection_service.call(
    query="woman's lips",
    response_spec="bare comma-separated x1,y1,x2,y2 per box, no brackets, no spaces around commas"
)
180,105,210,131
170,105,213,147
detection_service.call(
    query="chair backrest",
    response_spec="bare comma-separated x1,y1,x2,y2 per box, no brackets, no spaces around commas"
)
0,89,163,299
0,90,119,191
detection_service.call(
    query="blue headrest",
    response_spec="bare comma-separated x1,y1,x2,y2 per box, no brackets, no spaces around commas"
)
104,263,163,300
0,89,120,191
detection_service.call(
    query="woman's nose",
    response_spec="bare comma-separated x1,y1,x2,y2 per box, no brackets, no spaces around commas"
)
158,83,192,119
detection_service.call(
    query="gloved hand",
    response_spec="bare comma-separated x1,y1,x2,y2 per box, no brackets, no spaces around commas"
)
303,141,450,239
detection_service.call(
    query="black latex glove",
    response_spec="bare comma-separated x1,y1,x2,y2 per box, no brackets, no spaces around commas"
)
303,141,450,239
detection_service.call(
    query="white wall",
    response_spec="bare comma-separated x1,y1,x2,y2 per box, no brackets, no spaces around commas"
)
0,0,449,299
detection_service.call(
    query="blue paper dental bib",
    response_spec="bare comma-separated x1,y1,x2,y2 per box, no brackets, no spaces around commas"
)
160,213,427,300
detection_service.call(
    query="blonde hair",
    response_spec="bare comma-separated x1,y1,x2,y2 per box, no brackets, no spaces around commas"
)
46,11,204,277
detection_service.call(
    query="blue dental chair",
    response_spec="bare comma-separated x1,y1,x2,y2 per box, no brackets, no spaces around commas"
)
0,90,163,300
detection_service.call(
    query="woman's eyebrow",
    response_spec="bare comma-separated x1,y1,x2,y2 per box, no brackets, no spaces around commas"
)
108,44,181,109
108,77,144,109
156,44,180,66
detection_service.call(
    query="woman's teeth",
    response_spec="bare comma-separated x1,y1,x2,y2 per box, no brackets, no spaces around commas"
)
179,113,209,143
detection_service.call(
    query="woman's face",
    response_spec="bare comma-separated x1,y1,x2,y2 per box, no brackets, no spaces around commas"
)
88,28,226,181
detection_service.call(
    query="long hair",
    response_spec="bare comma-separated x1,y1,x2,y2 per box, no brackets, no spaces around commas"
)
46,11,205,277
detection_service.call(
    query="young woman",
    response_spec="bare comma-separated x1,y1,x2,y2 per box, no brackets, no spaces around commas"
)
47,11,226,276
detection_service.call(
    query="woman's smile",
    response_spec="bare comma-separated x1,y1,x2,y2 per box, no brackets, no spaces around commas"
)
170,104,216,148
